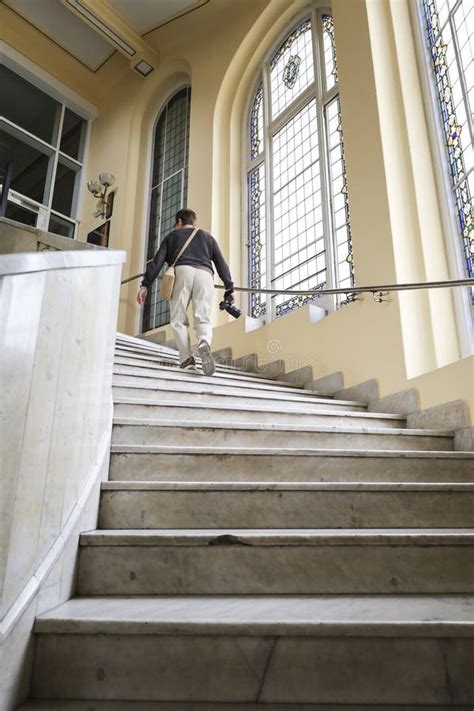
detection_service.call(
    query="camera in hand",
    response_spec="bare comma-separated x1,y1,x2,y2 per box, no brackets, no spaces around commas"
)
219,299,241,319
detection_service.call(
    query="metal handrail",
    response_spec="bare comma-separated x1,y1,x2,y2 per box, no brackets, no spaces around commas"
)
121,271,473,297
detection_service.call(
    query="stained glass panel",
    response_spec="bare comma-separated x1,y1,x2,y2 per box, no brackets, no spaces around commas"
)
322,14,338,91
143,87,191,332
248,164,266,318
250,81,264,160
270,19,314,119
422,0,473,277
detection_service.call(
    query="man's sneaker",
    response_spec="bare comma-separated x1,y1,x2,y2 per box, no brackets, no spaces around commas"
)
180,356,198,371
197,340,216,376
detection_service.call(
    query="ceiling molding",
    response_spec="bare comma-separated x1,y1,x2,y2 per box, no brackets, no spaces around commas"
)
1,0,211,76
2,0,115,72
60,0,159,77
139,0,211,37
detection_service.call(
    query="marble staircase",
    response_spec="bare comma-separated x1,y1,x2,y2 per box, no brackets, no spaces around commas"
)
18,333,474,708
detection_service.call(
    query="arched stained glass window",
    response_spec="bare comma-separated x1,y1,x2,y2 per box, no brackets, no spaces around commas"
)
142,87,191,331
247,9,354,320
421,0,473,279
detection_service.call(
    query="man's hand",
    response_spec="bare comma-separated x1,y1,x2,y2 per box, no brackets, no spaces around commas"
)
224,289,235,304
137,286,148,305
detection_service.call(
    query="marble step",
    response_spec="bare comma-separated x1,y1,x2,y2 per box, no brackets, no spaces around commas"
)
98,481,474,530
111,420,453,451
112,399,406,428
18,703,474,710
115,341,178,359
112,365,317,395
16,704,474,711
109,447,474,483
112,383,366,411
114,350,280,380
78,528,474,595
114,353,289,384
31,595,474,704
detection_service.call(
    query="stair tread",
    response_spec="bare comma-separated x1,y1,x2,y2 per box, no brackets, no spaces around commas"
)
115,347,264,381
101,480,474,490
112,418,452,437
112,397,405,419
110,445,473,456
34,594,474,636
81,528,474,546
18,702,474,710
112,381,367,406
112,383,367,408
116,340,176,356
113,368,319,394
114,354,288,383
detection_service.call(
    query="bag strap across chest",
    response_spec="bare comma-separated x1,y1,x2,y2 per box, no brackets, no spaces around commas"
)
171,227,199,267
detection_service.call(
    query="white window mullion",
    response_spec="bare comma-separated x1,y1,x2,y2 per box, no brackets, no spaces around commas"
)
263,63,275,321
269,81,318,135
42,104,65,233
315,8,336,311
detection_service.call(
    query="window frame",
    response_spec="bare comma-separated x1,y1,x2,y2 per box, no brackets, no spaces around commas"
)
243,4,353,322
0,43,93,239
409,0,473,355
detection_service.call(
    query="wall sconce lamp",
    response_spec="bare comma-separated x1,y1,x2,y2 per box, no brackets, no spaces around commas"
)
87,172,115,219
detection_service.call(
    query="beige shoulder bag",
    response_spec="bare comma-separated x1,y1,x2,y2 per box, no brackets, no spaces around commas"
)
159,227,199,300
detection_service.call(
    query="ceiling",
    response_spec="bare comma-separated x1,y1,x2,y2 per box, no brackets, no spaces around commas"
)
2,0,209,72
107,0,206,34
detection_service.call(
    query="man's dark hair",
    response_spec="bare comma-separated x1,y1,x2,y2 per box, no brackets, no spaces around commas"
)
176,208,197,226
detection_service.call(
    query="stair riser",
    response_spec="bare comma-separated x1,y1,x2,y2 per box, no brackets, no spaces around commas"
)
113,368,298,394
115,349,242,375
78,543,474,595
115,354,178,368
109,452,473,482
114,357,279,384
112,386,365,411
17,702,474,710
32,634,474,704
98,490,474,529
111,425,452,452
112,403,405,429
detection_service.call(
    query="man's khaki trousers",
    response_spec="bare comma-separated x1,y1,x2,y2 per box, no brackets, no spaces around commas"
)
170,265,214,362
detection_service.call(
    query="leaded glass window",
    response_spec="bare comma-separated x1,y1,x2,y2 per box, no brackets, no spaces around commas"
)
247,9,354,320
143,87,191,331
422,0,473,278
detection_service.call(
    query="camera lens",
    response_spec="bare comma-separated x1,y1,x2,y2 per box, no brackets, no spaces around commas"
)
219,300,241,319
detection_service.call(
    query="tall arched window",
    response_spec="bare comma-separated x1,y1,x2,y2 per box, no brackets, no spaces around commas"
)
421,0,473,281
247,8,354,319
143,86,191,331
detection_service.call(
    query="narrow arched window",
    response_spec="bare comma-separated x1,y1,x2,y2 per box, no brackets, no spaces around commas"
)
421,0,473,280
247,9,354,320
143,86,191,331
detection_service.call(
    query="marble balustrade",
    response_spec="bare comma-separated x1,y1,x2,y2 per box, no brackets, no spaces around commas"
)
0,218,125,710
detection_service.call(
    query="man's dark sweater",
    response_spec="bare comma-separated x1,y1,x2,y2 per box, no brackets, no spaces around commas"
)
141,227,234,291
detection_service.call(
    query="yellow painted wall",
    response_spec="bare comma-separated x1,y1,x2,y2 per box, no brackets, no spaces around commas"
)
1,0,472,418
